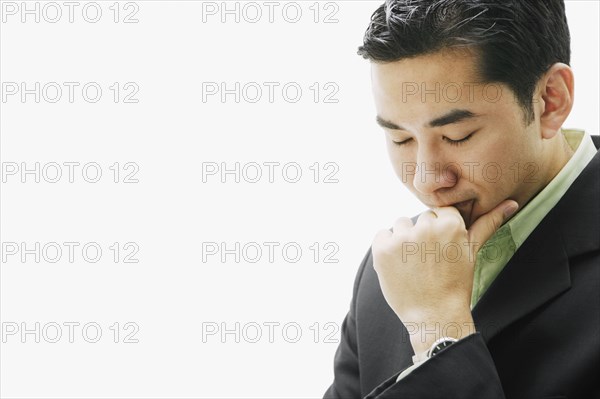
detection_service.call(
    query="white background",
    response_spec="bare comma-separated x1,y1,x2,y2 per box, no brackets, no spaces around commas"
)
0,1,598,397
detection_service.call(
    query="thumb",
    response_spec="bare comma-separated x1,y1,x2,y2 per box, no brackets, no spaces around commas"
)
468,199,519,251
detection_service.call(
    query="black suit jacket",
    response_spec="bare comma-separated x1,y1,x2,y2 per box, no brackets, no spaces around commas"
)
324,135,600,399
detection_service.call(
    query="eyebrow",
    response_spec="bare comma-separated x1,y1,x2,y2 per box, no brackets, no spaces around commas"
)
376,109,480,130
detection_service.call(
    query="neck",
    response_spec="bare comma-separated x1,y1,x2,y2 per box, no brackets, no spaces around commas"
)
518,130,575,210
548,130,576,180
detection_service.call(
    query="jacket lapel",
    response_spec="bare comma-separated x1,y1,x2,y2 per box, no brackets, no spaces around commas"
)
471,135,600,343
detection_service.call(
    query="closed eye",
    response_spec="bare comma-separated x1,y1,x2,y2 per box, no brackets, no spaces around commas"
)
392,131,478,147
392,138,413,146
443,131,476,146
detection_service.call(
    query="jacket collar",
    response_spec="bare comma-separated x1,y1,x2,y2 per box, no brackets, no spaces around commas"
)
472,135,600,343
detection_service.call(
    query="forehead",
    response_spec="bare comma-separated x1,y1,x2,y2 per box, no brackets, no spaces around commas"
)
370,49,499,125
371,48,482,94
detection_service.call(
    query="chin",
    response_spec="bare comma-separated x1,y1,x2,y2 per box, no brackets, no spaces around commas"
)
465,208,492,230
461,212,473,229
461,204,479,230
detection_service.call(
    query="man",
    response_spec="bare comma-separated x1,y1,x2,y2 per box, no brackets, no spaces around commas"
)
324,1,599,398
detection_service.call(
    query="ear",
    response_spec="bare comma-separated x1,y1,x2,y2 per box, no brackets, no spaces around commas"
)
536,63,574,139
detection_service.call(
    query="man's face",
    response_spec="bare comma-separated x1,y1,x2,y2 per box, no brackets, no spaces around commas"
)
371,49,547,229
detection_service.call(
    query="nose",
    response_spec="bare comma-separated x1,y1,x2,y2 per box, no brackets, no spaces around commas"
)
412,146,458,195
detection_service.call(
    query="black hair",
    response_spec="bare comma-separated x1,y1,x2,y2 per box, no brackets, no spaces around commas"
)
358,0,571,123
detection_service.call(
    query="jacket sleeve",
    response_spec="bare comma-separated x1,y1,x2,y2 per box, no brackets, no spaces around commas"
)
364,332,506,399
323,246,507,399
322,248,372,398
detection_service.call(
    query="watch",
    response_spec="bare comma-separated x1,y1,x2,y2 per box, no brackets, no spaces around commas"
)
428,336,458,357
411,336,459,365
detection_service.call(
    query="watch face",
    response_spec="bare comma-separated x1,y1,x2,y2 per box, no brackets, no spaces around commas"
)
431,340,454,356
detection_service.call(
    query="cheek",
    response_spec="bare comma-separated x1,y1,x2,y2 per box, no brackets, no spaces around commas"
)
385,142,414,185
385,138,399,171
465,137,515,184
470,157,521,209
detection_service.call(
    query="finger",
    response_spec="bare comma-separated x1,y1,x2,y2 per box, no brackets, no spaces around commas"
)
372,228,393,254
416,209,438,224
392,217,414,234
468,199,519,249
430,206,465,228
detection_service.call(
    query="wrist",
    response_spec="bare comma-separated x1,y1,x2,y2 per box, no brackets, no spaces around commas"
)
412,336,459,365
406,314,475,354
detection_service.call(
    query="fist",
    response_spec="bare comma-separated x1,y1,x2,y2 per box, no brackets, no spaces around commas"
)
371,199,518,350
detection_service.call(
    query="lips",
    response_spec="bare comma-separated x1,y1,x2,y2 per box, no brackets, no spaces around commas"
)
428,199,472,208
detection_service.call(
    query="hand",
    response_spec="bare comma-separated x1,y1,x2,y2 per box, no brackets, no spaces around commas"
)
371,199,519,353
